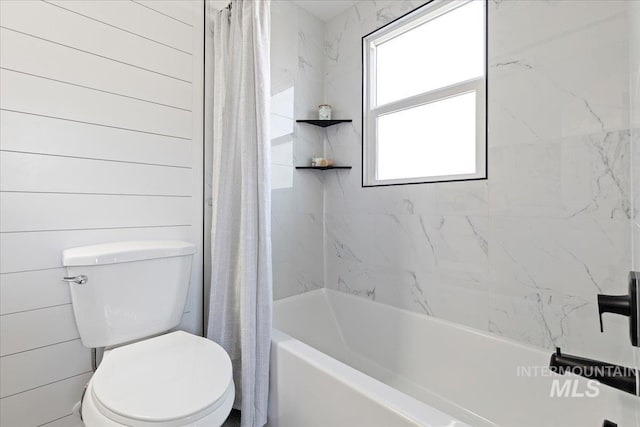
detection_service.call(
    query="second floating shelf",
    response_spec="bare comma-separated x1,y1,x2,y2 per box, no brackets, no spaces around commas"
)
295,166,352,171
295,117,353,170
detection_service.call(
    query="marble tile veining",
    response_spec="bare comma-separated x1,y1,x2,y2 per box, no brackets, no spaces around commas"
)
319,0,636,364
267,0,636,365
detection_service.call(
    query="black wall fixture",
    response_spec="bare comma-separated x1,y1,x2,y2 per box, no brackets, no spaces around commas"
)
296,119,352,128
598,271,640,347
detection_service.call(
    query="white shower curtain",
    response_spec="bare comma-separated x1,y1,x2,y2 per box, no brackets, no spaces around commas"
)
207,1,272,426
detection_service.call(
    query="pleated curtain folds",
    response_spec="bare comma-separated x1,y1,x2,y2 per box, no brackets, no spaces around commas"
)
207,1,272,426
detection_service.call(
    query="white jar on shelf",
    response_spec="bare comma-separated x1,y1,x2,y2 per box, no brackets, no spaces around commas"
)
318,104,332,120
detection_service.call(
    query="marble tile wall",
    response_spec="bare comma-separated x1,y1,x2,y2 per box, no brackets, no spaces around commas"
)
631,0,640,271
627,0,640,382
270,1,326,299
322,0,636,364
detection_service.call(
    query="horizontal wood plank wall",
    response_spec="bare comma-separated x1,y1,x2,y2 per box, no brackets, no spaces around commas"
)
0,1,204,425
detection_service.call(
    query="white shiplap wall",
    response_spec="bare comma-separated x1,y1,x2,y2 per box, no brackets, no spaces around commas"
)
0,1,204,425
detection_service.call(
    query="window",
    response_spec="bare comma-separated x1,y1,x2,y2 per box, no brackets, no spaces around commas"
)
362,0,487,186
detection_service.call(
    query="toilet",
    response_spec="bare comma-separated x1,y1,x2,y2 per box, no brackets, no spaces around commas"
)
62,241,234,426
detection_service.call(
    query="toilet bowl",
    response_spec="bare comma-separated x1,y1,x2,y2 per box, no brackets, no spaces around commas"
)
81,331,234,427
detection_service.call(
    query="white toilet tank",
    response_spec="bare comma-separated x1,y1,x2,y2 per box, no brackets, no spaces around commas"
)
62,240,196,348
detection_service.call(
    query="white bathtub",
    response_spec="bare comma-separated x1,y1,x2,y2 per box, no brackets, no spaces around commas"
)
268,289,639,427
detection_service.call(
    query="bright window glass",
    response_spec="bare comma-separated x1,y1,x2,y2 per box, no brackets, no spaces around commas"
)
375,1,484,106
363,0,486,186
377,92,476,180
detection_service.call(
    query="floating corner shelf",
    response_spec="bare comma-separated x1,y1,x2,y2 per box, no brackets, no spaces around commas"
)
295,119,352,128
294,118,352,171
295,166,352,171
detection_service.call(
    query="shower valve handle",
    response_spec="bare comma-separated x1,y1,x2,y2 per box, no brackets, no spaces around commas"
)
597,294,630,332
597,272,639,347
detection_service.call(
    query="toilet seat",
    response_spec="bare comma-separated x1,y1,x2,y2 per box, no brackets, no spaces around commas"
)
89,331,233,426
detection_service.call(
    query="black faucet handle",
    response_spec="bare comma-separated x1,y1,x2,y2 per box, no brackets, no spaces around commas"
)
596,272,639,346
549,347,638,395
597,294,631,332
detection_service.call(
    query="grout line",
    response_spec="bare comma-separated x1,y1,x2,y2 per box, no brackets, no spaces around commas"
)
129,0,194,28
0,190,192,198
1,371,92,400
271,112,295,120
0,267,63,276
0,149,192,169
2,67,192,112
0,303,72,317
1,225,193,234
37,414,74,427
0,338,81,358
201,0,207,337
41,0,192,55
0,109,192,141
0,26,192,84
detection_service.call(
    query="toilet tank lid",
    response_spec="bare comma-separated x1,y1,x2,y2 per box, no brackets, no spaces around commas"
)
62,241,196,266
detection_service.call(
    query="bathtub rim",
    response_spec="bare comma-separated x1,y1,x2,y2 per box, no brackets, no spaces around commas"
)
275,287,552,360
271,327,472,427
273,289,640,426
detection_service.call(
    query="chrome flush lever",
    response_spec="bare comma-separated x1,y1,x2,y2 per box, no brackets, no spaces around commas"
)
62,275,88,285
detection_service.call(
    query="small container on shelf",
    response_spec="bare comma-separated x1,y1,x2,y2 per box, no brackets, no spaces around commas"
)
318,104,332,120
310,157,334,167
318,158,334,167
